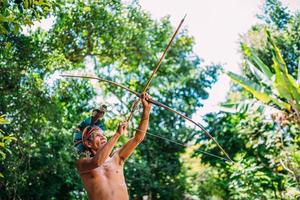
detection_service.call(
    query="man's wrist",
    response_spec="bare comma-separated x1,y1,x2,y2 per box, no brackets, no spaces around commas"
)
115,132,122,137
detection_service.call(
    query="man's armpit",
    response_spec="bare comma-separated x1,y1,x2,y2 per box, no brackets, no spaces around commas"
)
112,149,125,165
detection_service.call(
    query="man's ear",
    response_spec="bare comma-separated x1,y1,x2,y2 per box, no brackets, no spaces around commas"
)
83,139,92,148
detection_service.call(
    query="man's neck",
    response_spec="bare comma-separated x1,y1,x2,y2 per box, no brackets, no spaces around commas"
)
89,149,96,157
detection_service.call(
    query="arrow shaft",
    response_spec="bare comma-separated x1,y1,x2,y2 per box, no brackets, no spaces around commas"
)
127,15,186,122
142,15,186,93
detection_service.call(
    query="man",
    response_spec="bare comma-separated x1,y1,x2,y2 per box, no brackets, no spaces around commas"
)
75,93,152,200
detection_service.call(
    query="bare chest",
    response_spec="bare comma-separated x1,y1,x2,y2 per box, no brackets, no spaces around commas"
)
79,157,128,200
101,160,124,179
81,159,125,184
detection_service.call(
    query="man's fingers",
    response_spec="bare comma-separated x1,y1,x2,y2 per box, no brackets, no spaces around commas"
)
141,93,145,101
120,121,128,129
145,94,150,101
141,92,150,102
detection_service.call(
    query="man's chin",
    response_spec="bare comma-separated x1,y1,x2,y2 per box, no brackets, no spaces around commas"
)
99,143,106,148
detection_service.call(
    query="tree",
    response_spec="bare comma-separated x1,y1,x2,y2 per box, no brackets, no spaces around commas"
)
0,1,220,199
228,29,300,126
258,0,291,29
0,115,16,178
196,105,300,199
0,0,58,34
194,1,300,199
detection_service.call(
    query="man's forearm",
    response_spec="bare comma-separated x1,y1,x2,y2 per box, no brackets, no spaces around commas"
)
135,110,150,141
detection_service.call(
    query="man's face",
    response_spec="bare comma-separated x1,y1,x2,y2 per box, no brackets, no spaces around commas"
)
90,129,107,150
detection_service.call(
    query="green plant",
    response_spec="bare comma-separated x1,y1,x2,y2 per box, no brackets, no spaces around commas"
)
0,115,16,178
227,30,300,126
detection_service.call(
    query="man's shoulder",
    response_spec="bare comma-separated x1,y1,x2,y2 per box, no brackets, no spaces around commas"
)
76,156,102,175
76,157,91,169
76,156,86,163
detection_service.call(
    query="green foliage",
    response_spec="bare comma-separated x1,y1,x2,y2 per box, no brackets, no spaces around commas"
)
0,0,58,34
228,30,300,125
4,0,298,199
196,108,300,199
0,0,220,199
241,15,300,81
258,0,291,29
0,115,16,178
229,158,276,199
196,1,300,199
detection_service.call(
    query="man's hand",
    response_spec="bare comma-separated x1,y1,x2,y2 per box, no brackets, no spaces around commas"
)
141,93,152,112
116,121,128,136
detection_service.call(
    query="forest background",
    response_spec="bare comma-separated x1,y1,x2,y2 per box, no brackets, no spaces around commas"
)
0,0,299,199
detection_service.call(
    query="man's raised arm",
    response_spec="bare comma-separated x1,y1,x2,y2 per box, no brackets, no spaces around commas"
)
117,93,152,161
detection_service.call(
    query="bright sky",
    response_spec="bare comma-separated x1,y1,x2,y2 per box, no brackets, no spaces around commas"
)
139,0,300,120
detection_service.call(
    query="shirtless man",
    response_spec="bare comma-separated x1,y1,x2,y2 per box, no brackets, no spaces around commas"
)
76,93,152,200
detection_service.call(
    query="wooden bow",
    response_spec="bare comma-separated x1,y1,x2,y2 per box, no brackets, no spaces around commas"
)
61,74,233,162
61,14,233,163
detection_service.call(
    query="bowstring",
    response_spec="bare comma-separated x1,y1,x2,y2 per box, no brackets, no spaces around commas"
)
131,128,231,163
107,107,231,163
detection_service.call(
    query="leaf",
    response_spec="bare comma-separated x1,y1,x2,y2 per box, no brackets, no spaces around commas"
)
2,136,17,142
227,72,291,110
0,150,6,159
247,60,273,87
0,24,8,34
83,6,91,12
24,0,29,9
0,115,9,124
0,14,14,22
241,44,273,80
273,61,292,100
268,31,300,111
228,72,272,101
0,15,6,22
12,25,20,34
43,6,50,12
4,148,12,155
6,15,15,22
266,30,288,73
286,74,300,111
